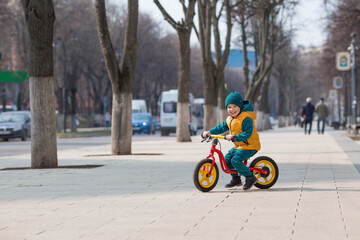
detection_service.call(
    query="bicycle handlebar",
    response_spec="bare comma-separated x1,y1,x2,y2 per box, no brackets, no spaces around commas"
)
210,135,225,139
201,134,226,142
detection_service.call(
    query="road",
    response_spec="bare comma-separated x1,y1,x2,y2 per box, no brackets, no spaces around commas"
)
0,136,111,157
0,131,168,157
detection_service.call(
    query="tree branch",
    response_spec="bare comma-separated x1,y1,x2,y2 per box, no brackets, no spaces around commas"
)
154,0,179,29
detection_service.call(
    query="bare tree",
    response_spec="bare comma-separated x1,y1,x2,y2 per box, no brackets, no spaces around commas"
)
323,0,360,119
134,14,180,115
95,0,138,154
197,0,233,130
154,0,196,142
2,2,30,111
76,1,119,125
272,41,300,127
234,0,296,130
21,0,58,168
54,0,85,132
240,1,280,102
214,0,233,122
0,0,11,65
256,22,294,130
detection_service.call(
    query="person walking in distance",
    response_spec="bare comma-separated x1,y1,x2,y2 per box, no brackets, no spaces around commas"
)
302,97,315,135
315,98,329,134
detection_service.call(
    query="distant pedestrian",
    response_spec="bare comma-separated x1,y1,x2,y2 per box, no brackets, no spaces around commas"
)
302,97,315,135
315,98,329,134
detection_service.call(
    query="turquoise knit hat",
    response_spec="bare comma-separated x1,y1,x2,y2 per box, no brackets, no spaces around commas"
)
225,91,244,109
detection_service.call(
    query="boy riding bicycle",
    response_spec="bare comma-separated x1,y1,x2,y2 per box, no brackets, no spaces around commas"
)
202,91,260,190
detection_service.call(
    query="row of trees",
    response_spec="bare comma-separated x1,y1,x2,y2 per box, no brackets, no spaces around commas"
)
255,0,360,128
320,0,360,121
1,1,204,125
2,0,308,133
3,0,357,168
152,0,301,134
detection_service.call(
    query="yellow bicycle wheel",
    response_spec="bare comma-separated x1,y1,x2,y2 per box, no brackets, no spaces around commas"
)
193,159,219,192
250,156,279,189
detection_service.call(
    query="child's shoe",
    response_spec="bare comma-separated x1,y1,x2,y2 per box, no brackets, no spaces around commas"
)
243,175,257,190
225,176,242,188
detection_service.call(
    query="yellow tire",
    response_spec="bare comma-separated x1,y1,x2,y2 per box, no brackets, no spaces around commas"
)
250,156,279,189
193,159,219,192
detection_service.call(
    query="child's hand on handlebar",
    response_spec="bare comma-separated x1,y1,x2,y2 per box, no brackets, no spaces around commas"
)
225,135,233,141
202,131,210,139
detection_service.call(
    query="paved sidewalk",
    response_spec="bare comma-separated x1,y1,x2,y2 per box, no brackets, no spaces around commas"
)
0,126,359,240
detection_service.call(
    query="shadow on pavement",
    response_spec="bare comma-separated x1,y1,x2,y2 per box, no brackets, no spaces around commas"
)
0,165,104,171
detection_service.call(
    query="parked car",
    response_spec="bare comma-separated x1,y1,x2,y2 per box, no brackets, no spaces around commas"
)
132,112,155,134
0,105,17,113
0,111,31,141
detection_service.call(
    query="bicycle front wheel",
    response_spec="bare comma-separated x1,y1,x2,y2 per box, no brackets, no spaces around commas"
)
193,158,219,192
250,156,279,189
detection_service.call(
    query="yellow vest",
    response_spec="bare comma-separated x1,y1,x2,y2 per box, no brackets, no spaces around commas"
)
226,112,261,151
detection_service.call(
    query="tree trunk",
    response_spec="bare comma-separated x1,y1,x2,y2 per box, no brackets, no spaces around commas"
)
70,87,77,132
203,72,218,130
256,75,272,131
278,70,288,127
21,0,58,168
218,80,227,123
95,0,138,154
278,115,289,127
111,92,132,154
176,33,191,142
154,0,196,142
30,77,58,168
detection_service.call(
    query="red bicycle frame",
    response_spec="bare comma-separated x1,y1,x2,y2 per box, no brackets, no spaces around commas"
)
205,138,268,176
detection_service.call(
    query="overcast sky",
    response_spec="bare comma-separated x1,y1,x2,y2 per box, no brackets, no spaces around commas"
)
111,0,328,48
291,0,328,47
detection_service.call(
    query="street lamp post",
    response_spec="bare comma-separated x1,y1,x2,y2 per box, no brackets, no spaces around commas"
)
348,32,358,126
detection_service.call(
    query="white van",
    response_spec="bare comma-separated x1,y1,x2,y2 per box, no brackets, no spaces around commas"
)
159,89,197,136
132,99,147,113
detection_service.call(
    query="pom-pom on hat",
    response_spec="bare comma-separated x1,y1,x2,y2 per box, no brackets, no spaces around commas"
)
225,91,244,109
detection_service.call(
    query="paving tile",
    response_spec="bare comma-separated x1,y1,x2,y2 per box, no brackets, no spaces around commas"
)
0,127,359,239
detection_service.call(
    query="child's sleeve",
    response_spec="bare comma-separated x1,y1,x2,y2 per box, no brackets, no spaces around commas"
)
209,120,229,135
233,117,253,142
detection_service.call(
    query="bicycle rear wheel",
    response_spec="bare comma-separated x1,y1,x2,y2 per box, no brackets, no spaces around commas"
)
193,158,219,192
250,156,278,189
